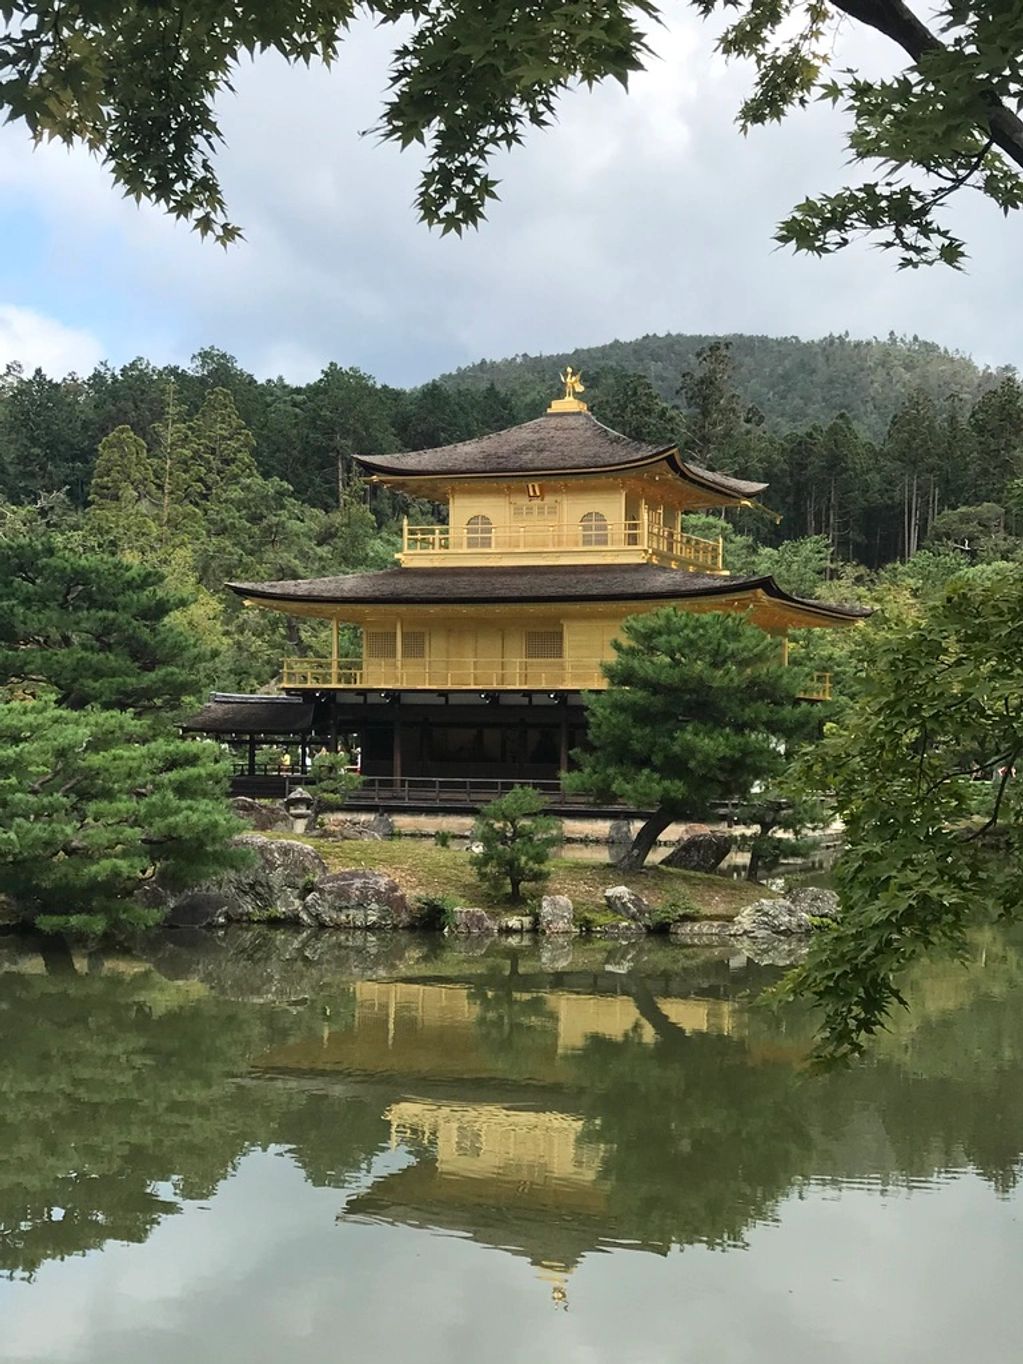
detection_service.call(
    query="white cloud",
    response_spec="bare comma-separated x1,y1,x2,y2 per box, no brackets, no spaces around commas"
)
0,304,103,375
0,9,1018,384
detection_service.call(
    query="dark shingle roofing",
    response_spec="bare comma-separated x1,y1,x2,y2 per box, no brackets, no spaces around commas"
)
229,564,868,621
354,411,767,498
181,694,315,734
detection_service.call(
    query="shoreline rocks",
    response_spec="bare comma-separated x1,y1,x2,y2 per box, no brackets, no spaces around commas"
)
604,885,651,924
726,887,840,939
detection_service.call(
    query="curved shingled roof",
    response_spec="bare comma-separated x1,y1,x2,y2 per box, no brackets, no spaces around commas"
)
354,411,767,499
229,563,868,622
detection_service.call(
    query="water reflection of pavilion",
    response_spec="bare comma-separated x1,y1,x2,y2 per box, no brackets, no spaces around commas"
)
257,977,745,1288
262,978,740,1083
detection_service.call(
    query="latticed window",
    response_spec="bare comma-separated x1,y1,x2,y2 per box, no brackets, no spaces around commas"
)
403,631,426,659
580,511,609,546
512,501,558,519
524,629,564,659
465,514,493,548
365,631,397,659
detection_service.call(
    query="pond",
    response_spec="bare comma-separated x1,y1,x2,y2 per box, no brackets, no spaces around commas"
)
1,927,1022,1363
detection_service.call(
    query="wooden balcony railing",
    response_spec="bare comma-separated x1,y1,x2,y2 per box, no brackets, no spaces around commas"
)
282,656,610,690
401,519,724,571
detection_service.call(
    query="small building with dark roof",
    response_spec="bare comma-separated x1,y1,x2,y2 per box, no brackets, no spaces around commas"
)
189,374,867,793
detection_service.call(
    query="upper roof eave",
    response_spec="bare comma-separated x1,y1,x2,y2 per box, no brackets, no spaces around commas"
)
227,565,869,623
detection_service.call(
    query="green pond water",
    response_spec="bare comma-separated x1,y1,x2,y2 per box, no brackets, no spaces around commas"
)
1,926,1022,1363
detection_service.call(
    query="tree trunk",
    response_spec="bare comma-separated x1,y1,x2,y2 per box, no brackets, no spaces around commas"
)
616,808,677,871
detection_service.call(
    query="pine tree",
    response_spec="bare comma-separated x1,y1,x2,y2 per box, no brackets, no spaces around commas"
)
567,609,817,868
470,786,561,902
0,537,209,714
0,699,244,938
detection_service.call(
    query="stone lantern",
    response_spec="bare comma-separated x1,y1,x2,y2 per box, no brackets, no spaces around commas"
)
283,786,315,834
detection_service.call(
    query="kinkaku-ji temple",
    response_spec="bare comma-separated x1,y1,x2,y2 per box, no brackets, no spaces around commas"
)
184,369,867,806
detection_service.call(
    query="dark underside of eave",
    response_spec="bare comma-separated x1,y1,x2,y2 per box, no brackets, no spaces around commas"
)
228,563,869,621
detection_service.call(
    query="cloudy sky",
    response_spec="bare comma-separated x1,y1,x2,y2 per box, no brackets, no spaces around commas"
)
0,5,1019,386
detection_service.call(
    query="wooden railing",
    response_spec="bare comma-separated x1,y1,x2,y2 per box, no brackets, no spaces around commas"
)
282,656,610,690
401,519,724,570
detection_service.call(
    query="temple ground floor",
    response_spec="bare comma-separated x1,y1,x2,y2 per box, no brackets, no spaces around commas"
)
183,689,605,808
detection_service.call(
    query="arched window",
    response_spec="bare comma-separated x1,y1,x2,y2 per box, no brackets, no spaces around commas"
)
465,514,493,549
580,511,609,547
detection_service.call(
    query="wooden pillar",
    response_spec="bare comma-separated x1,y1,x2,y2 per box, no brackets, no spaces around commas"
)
247,734,256,777
330,618,339,685
392,717,403,783
328,693,339,754
558,706,569,781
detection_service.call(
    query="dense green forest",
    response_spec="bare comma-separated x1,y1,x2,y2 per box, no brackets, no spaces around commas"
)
441,333,1007,440
2,333,1022,695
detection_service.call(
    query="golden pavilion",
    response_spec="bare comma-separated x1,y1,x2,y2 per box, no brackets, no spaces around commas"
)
187,372,865,795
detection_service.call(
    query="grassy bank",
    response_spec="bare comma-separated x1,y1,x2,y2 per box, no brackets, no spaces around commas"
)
292,836,770,920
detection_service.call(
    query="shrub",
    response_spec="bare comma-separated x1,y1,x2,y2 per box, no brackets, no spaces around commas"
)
411,893,459,930
470,786,560,903
433,829,453,848
309,751,361,810
649,892,702,932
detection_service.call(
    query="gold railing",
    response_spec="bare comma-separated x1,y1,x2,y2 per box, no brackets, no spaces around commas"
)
402,520,724,570
797,672,832,701
283,657,833,698
282,656,610,690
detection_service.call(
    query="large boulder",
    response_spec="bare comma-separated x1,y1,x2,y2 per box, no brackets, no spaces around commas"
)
446,907,498,935
302,870,410,929
727,887,840,938
789,886,841,922
319,812,395,842
162,835,327,927
603,885,651,924
230,797,290,833
538,895,575,935
659,828,733,873
499,913,535,934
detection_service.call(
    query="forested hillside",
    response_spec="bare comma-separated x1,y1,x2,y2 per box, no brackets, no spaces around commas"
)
442,333,1005,440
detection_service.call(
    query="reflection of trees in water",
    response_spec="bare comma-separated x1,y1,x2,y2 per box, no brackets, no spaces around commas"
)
3,928,1023,1280
0,958,389,1280
569,984,816,1250
466,949,560,1067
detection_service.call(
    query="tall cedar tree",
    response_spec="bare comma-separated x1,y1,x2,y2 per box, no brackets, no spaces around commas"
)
190,386,258,498
0,537,207,714
567,609,818,868
86,423,159,550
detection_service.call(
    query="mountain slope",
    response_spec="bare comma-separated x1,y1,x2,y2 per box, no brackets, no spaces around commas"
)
440,332,1008,439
